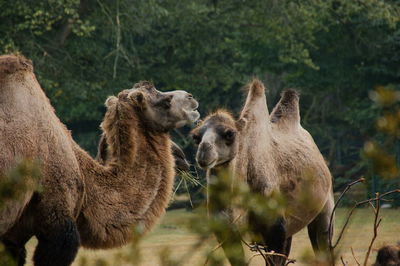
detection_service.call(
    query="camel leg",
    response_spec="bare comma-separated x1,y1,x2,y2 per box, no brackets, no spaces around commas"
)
1,194,38,266
1,237,30,266
1,225,33,266
284,236,292,257
250,215,287,266
265,218,288,266
307,193,334,255
33,207,80,266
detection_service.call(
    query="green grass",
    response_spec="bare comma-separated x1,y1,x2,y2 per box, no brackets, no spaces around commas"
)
24,208,400,265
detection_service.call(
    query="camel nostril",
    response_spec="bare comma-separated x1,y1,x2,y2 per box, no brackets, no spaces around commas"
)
196,142,217,169
200,142,213,151
187,94,193,99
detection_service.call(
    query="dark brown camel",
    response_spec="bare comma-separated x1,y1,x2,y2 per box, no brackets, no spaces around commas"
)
0,54,199,266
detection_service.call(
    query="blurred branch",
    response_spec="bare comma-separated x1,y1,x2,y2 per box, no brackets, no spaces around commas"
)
363,192,382,266
113,0,121,79
351,247,361,266
203,213,243,266
328,175,400,265
245,241,296,266
340,256,347,265
328,177,365,251
173,129,192,147
332,189,399,250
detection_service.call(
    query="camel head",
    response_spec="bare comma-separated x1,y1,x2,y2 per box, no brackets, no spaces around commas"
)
105,81,200,132
190,110,239,169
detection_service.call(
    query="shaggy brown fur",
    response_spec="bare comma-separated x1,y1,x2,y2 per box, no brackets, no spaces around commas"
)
0,54,84,266
96,133,190,171
74,88,175,248
373,244,400,266
0,54,198,265
191,79,333,265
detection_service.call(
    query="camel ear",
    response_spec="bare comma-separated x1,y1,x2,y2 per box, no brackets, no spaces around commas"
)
105,96,118,108
235,118,247,131
128,90,146,107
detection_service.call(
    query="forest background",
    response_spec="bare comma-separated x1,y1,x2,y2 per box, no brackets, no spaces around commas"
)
1,0,399,204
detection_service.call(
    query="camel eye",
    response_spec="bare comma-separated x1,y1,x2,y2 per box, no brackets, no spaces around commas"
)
155,96,172,109
161,99,171,109
224,129,235,145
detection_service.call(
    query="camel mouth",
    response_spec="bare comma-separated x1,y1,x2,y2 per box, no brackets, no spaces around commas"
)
198,159,217,169
184,100,200,123
214,159,231,168
187,109,200,123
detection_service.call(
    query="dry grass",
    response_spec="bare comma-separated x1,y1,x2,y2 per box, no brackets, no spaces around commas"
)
24,207,400,265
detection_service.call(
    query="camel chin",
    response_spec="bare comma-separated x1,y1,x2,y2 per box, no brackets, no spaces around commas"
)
185,108,200,123
170,90,200,126
197,159,217,169
172,107,199,128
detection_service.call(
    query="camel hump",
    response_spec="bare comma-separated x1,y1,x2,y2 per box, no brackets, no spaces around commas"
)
0,54,33,80
239,78,269,123
245,78,266,101
270,88,300,127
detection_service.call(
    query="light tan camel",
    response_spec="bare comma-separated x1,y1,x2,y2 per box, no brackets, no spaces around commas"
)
191,79,333,265
0,54,199,266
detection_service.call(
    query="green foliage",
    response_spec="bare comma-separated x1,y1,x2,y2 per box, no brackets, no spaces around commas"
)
0,243,16,266
0,159,42,266
363,85,400,206
0,159,42,209
0,0,399,192
187,169,288,265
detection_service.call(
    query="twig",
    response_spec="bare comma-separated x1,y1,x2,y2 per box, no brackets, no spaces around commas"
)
285,259,296,265
363,192,381,266
173,129,192,147
254,243,269,264
327,177,365,264
171,177,183,200
327,179,400,266
368,201,377,214
332,189,400,249
242,239,295,265
328,178,365,249
183,178,193,208
113,0,121,79
247,253,263,265
351,247,361,266
246,252,295,266
203,242,224,266
203,213,244,265
340,256,347,265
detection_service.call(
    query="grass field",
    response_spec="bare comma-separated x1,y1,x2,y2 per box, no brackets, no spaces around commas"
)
25,208,400,265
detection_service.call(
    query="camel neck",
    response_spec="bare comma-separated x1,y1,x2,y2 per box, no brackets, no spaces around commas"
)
75,130,174,249
102,106,142,167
